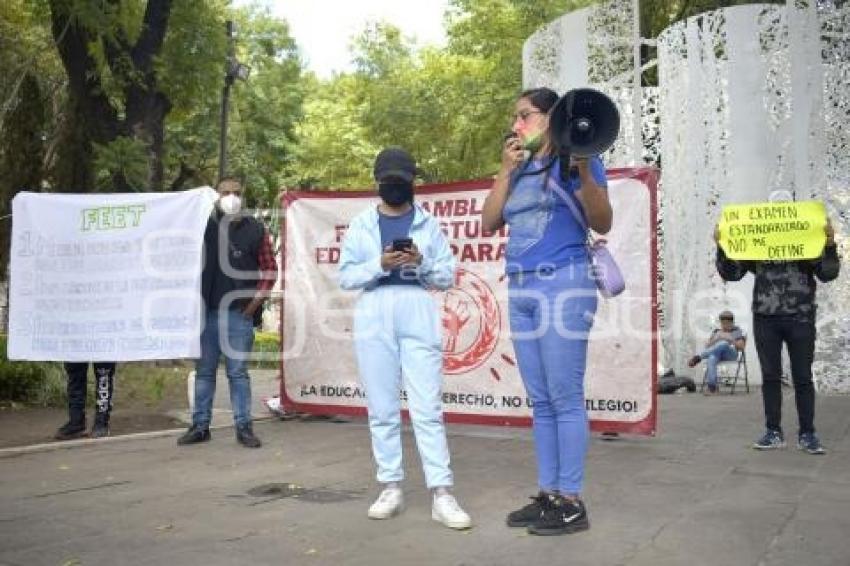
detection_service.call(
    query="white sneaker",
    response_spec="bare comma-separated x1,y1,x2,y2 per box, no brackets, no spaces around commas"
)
367,486,404,519
432,493,472,530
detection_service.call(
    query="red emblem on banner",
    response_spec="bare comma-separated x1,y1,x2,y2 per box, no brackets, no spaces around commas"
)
438,267,501,374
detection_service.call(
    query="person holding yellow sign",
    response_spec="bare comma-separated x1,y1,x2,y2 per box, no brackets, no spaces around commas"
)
714,217,839,454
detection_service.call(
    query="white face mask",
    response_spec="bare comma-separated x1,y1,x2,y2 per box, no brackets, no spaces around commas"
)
219,194,242,215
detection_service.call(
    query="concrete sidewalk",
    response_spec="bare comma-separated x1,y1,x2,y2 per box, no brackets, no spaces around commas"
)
166,368,282,429
1,390,849,566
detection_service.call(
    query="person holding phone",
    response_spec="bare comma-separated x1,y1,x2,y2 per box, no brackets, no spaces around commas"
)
337,147,472,530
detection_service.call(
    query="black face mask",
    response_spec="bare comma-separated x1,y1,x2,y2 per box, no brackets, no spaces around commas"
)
378,182,413,206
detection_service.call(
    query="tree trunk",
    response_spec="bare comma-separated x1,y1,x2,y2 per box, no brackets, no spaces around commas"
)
0,73,46,331
0,72,46,270
52,94,98,192
121,0,174,191
125,89,171,191
169,161,197,191
49,0,174,192
48,1,120,191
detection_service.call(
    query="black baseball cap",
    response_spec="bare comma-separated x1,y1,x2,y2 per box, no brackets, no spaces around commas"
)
374,147,417,183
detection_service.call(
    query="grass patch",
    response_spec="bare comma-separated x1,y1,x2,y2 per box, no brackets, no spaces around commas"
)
113,362,191,408
252,331,280,369
2,330,280,408
0,335,66,407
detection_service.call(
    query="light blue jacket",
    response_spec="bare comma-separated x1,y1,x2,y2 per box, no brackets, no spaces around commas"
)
338,203,456,292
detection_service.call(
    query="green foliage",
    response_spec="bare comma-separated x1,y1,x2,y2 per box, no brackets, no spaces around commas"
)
252,330,280,369
93,136,150,191
157,0,230,189
159,0,229,117
286,0,599,189
640,0,784,39
3,0,769,205
639,0,784,85
225,4,304,207
161,2,303,205
351,22,412,78
0,336,65,407
282,74,379,190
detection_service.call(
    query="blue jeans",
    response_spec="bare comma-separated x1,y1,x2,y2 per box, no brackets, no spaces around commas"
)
701,342,739,388
353,286,453,489
193,308,256,427
508,261,598,496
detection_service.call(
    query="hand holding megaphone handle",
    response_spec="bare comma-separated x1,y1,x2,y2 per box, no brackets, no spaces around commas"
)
558,149,580,181
558,148,578,181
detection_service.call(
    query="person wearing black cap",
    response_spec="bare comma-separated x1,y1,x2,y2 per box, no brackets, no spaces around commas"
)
338,147,472,530
686,310,747,395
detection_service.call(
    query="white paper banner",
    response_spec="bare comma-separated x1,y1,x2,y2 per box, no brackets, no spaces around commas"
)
282,169,658,433
8,187,217,361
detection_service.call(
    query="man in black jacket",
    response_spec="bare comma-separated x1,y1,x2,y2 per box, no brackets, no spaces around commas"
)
715,220,840,454
178,178,277,448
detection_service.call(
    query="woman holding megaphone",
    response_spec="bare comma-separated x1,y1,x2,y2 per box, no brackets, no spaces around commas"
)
482,87,613,536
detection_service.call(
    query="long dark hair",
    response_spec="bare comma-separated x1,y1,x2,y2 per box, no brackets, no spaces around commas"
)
514,87,560,183
520,87,559,117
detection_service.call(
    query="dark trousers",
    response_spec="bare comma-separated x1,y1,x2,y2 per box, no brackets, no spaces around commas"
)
64,362,116,420
753,317,816,435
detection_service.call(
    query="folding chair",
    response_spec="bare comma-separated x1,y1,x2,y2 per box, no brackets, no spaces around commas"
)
699,350,749,394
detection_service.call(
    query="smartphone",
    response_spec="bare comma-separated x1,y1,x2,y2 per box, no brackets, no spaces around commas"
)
392,237,414,252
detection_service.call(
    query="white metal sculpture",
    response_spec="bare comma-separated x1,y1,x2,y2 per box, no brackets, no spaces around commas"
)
523,1,849,392
522,0,656,167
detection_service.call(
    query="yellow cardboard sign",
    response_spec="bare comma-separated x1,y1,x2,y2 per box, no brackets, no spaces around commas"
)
718,201,827,261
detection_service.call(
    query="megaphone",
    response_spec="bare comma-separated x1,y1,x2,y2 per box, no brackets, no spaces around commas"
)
549,88,620,161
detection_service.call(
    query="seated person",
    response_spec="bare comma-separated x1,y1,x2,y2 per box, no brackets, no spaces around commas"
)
687,310,746,393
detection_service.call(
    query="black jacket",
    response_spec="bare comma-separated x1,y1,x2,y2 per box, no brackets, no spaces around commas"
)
716,244,840,321
201,212,265,313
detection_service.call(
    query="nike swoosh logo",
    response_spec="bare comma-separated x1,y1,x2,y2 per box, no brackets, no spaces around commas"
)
562,512,581,523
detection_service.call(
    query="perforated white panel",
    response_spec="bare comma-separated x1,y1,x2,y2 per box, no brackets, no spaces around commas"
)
524,1,849,392
657,3,849,392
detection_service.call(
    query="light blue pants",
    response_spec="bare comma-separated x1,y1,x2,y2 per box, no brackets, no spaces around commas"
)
508,261,598,496
700,341,739,388
353,285,453,489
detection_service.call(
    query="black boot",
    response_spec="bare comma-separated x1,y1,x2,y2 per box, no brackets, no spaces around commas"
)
55,413,87,440
177,425,211,445
91,413,110,439
236,423,261,448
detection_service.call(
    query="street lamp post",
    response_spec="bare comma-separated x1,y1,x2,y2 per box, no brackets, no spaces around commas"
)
218,20,251,183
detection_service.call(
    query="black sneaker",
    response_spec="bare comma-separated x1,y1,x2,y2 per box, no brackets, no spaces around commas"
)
506,492,550,527
177,425,211,445
752,429,786,450
236,424,261,448
90,415,110,439
797,432,826,455
527,495,589,536
54,419,87,441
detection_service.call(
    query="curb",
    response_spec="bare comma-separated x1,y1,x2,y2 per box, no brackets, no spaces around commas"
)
0,415,276,459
